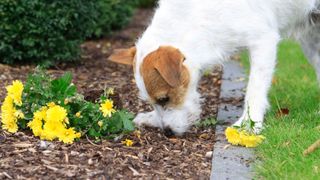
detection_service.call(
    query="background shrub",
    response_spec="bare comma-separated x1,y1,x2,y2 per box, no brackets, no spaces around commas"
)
0,0,99,65
0,0,136,65
92,0,136,37
136,0,157,8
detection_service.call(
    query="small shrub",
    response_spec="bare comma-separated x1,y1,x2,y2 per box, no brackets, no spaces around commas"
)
93,0,136,37
1,68,135,144
0,0,99,65
136,0,157,8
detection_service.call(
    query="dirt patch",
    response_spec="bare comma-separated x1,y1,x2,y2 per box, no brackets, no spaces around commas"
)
0,9,222,179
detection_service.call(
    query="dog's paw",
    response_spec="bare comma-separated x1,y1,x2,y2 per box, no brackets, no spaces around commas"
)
133,111,162,128
253,122,264,134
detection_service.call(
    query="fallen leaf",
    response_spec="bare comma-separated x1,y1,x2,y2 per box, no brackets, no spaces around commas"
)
276,108,290,117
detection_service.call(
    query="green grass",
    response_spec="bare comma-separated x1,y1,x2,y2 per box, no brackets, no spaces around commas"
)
240,40,320,179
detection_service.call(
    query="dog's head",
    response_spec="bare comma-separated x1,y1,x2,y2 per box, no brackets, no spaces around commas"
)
109,46,190,108
109,46,199,135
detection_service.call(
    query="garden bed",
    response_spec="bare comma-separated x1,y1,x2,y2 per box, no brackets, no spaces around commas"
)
0,9,222,179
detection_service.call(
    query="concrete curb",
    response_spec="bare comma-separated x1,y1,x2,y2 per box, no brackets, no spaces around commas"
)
211,61,255,180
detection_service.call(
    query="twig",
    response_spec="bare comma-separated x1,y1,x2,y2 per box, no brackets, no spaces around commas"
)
85,135,101,147
303,139,320,156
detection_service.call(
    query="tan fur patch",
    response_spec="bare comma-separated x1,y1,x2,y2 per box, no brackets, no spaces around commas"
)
140,46,190,107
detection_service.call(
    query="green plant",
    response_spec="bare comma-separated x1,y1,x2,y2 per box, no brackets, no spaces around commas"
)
195,118,217,128
0,0,99,65
1,68,135,143
136,0,157,8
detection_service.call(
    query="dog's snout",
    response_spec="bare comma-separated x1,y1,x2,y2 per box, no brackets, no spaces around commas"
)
156,97,170,106
164,127,175,137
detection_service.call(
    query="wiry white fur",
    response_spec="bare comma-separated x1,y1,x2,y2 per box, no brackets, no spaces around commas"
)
133,0,320,134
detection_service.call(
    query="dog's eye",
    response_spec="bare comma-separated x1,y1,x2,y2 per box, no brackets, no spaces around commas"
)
156,96,170,106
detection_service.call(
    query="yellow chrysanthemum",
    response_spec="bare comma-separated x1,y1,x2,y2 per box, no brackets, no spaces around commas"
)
41,120,66,141
75,112,81,118
99,99,116,117
1,96,18,133
98,121,103,127
225,127,241,145
58,128,81,144
14,110,25,119
225,127,265,148
122,139,134,147
46,105,67,123
47,102,56,108
6,80,24,106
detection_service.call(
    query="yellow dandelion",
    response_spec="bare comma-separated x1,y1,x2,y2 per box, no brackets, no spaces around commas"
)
1,96,18,133
99,99,116,117
46,105,67,123
225,127,265,148
75,112,81,118
98,121,103,127
239,131,265,148
225,127,241,145
6,80,24,106
122,139,134,147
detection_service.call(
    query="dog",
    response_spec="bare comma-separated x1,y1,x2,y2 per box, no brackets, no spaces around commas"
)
109,0,320,135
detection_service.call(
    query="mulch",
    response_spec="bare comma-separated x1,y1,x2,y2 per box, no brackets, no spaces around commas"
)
0,9,222,179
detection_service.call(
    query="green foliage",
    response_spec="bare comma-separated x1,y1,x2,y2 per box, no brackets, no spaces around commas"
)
0,0,137,64
136,0,157,8
93,0,136,37
195,118,217,128
0,0,99,65
20,68,135,138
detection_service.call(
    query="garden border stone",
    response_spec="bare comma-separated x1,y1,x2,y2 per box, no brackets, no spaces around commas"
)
210,61,255,180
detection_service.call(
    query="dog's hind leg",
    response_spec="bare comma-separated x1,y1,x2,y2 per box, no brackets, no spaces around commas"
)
299,24,320,83
234,32,280,133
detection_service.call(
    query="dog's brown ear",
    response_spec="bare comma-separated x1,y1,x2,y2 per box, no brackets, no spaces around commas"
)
108,47,136,65
154,46,185,87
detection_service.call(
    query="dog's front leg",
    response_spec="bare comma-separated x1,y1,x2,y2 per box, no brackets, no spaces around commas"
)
133,110,163,128
234,33,280,133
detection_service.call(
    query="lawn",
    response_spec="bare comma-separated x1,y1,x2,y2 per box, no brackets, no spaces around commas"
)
241,40,320,179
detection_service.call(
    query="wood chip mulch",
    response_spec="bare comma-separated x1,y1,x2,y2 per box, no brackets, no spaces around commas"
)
0,9,222,179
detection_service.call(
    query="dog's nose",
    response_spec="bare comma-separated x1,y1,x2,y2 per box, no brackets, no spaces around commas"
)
156,97,170,107
164,127,175,137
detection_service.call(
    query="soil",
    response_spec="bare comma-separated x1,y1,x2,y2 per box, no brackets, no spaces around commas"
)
0,9,222,179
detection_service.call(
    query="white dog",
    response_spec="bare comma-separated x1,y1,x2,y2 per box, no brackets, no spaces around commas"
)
109,0,320,135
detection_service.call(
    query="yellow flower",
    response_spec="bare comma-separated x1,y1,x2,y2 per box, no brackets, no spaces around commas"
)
1,96,18,133
28,109,46,137
58,128,81,144
107,88,114,95
75,112,81,118
47,102,56,108
46,105,67,123
98,121,103,127
6,80,24,106
64,98,69,105
99,99,116,117
239,131,265,148
122,139,134,147
225,127,241,145
42,121,66,141
14,110,25,119
225,127,265,148
134,130,141,139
